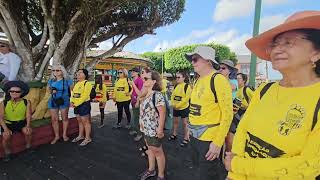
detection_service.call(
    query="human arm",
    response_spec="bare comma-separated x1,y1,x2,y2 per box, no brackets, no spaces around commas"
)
8,54,21,81
0,102,11,135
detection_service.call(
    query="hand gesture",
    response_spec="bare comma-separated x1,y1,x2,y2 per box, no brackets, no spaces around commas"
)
205,141,221,161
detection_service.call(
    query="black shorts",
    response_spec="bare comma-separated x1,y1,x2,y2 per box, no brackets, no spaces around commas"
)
173,108,189,118
145,136,163,147
74,101,91,116
1,120,26,133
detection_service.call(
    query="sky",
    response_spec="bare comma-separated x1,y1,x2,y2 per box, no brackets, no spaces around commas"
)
98,0,320,80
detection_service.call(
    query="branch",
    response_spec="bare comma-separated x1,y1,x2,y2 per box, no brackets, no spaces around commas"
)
34,42,55,80
32,20,48,55
90,30,118,44
0,15,13,44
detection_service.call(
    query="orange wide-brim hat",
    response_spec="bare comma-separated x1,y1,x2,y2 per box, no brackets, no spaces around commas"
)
246,10,320,61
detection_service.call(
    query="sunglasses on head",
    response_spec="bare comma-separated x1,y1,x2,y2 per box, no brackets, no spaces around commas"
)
9,90,21,93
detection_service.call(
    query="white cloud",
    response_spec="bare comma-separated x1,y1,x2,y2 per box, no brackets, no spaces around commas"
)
98,40,113,50
213,0,289,22
153,27,215,52
260,14,287,32
144,37,159,46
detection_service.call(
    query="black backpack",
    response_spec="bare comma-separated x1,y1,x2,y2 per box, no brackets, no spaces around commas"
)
260,82,320,131
243,86,255,104
173,83,189,95
84,81,96,100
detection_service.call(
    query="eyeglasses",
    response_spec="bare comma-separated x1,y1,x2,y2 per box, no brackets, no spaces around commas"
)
9,90,21,93
176,76,182,79
143,77,152,81
52,69,61,72
191,57,199,63
220,67,227,70
266,37,307,54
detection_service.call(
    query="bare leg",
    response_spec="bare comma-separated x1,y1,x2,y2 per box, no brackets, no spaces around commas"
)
50,109,60,144
60,108,69,141
149,146,166,178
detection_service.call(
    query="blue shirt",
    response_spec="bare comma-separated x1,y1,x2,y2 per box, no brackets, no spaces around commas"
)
229,79,238,100
48,79,73,109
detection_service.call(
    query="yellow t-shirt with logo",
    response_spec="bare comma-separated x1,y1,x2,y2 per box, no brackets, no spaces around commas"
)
114,78,131,102
229,82,320,180
95,84,108,103
236,86,254,109
189,71,233,146
70,80,92,107
171,82,192,110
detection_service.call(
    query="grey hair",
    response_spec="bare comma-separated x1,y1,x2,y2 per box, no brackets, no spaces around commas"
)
50,64,70,80
119,68,129,78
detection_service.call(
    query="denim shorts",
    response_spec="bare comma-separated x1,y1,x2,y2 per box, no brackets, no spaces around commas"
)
74,101,91,116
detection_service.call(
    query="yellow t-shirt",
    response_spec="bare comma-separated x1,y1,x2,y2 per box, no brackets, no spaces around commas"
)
189,71,233,146
95,84,108,103
70,80,92,107
229,82,320,180
236,86,254,109
171,82,192,110
114,78,131,102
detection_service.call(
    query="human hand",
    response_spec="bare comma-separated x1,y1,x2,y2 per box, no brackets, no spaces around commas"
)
205,142,221,161
3,128,12,136
225,152,235,171
156,127,164,138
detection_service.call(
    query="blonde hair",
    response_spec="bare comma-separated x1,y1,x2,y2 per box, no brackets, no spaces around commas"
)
119,68,129,78
51,64,69,80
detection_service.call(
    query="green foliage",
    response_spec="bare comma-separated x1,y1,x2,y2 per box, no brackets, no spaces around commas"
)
163,43,238,73
141,52,164,73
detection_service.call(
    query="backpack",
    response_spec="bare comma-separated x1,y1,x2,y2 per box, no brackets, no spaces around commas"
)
173,83,189,95
84,81,96,100
4,98,28,107
243,86,254,104
260,82,320,131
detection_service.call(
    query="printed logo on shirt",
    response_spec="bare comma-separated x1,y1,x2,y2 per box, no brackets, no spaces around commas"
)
245,132,285,158
117,87,125,91
189,103,201,116
278,104,305,136
174,96,182,101
73,93,80,98
197,85,205,99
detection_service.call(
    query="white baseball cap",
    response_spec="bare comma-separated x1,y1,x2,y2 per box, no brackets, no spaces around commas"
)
185,46,218,65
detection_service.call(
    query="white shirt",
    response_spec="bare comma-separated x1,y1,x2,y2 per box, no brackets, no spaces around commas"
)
0,52,21,81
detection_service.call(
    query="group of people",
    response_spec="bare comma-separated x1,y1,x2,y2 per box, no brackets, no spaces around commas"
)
0,10,319,180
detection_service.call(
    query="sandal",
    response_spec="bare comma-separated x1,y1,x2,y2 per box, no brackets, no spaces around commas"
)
168,135,177,141
180,139,190,147
71,136,84,143
79,139,92,146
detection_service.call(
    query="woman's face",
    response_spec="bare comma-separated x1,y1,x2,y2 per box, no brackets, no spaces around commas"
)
142,72,154,89
237,74,245,87
191,55,211,74
77,70,86,81
268,31,319,73
53,67,63,78
9,87,22,99
219,64,230,78
176,73,185,84
118,70,124,78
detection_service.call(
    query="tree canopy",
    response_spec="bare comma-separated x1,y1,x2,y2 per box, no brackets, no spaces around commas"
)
141,51,164,73
0,0,185,81
163,43,237,73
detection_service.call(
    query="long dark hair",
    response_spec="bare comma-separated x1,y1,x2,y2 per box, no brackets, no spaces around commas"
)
95,75,103,90
151,71,162,92
237,73,248,84
177,71,190,84
78,69,89,80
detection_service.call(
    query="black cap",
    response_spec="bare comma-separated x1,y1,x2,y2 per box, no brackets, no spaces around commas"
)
130,67,140,72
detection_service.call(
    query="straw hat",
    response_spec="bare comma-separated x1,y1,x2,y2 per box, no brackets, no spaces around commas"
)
246,11,320,61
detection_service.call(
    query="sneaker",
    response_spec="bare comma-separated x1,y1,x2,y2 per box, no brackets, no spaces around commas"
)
113,123,121,129
139,169,156,180
134,134,143,142
125,124,131,129
129,130,137,136
98,124,105,128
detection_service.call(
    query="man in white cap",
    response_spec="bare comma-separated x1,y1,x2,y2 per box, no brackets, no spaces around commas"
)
185,46,233,180
0,40,21,82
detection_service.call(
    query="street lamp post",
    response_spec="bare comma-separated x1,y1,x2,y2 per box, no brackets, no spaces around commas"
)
249,0,262,87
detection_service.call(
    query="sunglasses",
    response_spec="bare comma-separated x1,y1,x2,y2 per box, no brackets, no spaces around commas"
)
52,69,61,72
191,57,199,63
176,76,182,79
118,72,123,74
220,67,227,70
0,45,7,48
143,77,152,81
9,90,21,93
